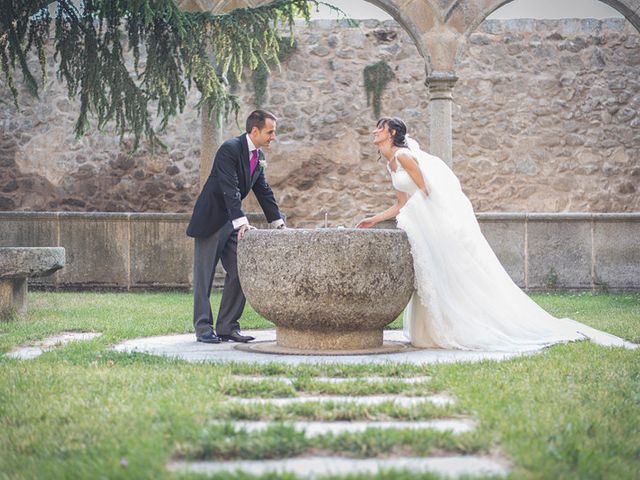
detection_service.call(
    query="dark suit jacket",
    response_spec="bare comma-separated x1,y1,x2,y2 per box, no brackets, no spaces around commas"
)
186,134,282,239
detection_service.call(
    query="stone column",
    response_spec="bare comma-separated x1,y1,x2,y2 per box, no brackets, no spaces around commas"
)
199,105,224,189
0,278,27,317
426,71,458,167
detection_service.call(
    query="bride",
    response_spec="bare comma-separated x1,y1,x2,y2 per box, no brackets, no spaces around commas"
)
356,117,636,351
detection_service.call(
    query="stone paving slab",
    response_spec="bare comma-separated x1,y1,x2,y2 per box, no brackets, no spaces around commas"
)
212,419,475,435
227,394,456,407
113,330,538,365
6,332,102,360
232,375,432,384
168,455,509,478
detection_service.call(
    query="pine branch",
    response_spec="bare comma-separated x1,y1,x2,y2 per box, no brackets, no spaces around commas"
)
0,0,339,150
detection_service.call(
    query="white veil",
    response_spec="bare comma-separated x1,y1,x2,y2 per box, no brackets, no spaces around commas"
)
404,135,481,243
397,136,637,350
399,135,487,344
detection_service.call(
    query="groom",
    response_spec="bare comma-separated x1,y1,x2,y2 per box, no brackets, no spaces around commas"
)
186,109,285,344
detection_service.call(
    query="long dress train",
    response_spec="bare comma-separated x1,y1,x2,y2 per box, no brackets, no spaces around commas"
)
390,140,637,351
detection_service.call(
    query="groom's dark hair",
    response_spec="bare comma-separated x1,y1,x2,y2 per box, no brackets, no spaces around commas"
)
377,117,408,148
246,109,277,133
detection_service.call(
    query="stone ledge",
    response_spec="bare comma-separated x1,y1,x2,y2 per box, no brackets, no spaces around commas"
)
0,211,280,223
1,212,637,291
480,18,628,34
294,18,630,34
0,247,65,279
525,212,640,221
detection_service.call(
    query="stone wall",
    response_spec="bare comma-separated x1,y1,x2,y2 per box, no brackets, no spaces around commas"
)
454,19,640,213
1,19,638,227
2,212,638,292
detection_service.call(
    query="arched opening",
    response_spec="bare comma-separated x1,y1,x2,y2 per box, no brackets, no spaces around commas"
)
453,0,640,212
486,0,623,20
466,0,640,34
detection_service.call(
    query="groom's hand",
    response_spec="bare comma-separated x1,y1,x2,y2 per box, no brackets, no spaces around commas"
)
237,224,256,240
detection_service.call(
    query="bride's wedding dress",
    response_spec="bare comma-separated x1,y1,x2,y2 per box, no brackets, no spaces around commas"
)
391,139,637,351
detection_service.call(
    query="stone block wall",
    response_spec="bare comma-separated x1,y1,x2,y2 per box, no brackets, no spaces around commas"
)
0,212,275,289
0,19,638,227
1,212,637,291
454,19,640,213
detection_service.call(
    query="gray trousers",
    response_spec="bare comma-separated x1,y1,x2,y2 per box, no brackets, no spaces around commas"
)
192,227,245,337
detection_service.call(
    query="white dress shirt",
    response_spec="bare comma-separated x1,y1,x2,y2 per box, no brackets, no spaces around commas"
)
231,134,284,230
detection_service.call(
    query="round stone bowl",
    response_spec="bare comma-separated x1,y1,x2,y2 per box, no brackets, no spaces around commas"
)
237,228,414,353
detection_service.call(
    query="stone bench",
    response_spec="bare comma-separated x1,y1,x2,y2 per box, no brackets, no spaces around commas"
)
0,247,65,317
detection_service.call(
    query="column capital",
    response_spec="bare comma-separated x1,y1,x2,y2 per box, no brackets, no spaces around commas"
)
426,71,458,100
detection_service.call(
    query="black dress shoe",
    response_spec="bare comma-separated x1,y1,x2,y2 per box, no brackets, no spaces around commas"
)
196,332,222,344
218,331,255,343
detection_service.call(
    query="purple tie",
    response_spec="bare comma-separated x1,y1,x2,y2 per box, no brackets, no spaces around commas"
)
250,149,259,175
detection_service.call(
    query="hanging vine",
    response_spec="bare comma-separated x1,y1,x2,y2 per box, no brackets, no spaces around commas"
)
363,60,395,119
251,36,297,107
252,63,270,108
0,0,339,149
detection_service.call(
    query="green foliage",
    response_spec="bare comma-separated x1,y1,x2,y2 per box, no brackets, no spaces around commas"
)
363,59,395,118
251,62,270,107
276,35,297,60
0,0,325,150
251,36,297,107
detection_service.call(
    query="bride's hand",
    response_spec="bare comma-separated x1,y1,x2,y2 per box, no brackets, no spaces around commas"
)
355,218,376,229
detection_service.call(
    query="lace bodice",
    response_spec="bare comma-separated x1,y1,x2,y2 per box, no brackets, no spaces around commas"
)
387,148,419,195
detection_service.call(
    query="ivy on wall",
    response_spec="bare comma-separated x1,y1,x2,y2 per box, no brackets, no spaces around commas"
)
251,37,297,107
252,64,270,107
363,60,395,118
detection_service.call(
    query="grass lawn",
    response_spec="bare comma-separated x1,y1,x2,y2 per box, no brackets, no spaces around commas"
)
0,291,639,479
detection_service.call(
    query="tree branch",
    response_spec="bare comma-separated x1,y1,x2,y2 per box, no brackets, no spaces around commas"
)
0,0,339,150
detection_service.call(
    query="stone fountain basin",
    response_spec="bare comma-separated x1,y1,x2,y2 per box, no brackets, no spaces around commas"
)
237,229,414,352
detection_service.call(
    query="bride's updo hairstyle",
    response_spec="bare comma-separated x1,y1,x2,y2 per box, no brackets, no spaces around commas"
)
377,117,409,148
